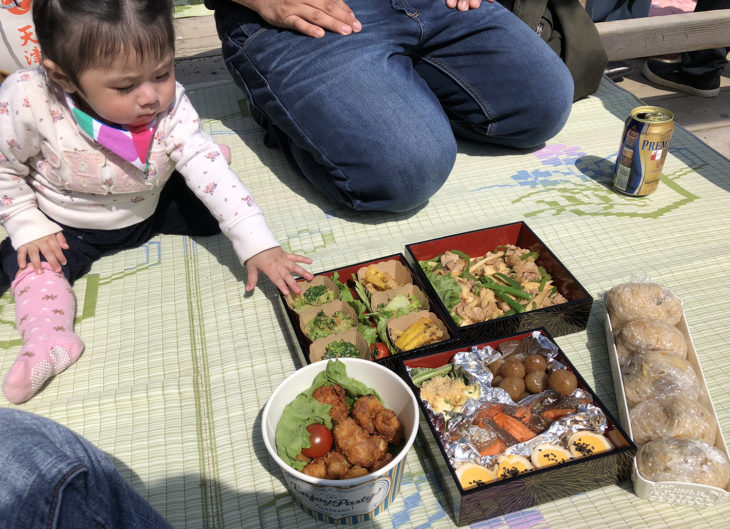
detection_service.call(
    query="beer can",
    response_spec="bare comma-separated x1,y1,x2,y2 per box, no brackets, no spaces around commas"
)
613,106,675,196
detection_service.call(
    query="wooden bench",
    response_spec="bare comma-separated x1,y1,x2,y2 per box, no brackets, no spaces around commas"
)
595,9,730,61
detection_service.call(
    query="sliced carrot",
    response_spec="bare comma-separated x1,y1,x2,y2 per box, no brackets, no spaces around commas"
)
473,403,506,428
475,403,506,421
513,405,532,424
541,408,575,421
478,438,507,457
492,412,537,443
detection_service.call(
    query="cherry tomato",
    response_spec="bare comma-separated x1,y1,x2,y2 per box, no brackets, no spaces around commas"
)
301,423,333,459
372,342,391,360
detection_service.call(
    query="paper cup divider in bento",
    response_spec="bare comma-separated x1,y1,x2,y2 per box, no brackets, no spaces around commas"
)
404,221,593,340
400,328,636,495
284,275,340,312
279,253,458,370
309,328,370,363
603,302,730,506
369,284,431,314
386,310,450,354
260,359,420,522
297,300,358,338
356,259,413,290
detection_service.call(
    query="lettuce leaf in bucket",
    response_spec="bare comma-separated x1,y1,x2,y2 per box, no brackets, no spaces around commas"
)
275,360,382,470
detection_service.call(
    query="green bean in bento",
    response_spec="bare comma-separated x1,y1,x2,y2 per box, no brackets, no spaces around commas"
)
538,266,551,291
497,292,526,313
481,279,532,300
494,272,522,289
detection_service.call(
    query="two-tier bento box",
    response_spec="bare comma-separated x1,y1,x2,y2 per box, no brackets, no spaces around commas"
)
278,221,594,373
406,221,593,345
398,329,636,526
278,253,459,372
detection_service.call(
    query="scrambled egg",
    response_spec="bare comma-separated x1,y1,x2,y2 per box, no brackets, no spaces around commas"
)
420,375,480,415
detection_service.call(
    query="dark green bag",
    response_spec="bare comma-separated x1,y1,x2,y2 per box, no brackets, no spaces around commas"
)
498,0,608,101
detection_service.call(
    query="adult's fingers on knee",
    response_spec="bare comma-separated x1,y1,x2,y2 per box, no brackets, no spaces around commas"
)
305,1,359,29
289,15,326,38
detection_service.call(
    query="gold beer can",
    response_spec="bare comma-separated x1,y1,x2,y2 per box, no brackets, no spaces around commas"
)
613,106,675,196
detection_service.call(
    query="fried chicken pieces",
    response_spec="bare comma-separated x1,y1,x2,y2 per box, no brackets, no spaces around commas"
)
301,385,404,480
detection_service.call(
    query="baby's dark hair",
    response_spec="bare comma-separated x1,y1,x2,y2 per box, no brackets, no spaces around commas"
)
33,0,175,87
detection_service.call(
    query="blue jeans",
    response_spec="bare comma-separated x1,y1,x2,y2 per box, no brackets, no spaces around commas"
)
213,0,574,212
682,0,730,80
0,408,172,529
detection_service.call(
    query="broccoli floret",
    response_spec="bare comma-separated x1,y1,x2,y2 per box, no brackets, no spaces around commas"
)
323,340,361,359
305,310,355,340
290,285,335,311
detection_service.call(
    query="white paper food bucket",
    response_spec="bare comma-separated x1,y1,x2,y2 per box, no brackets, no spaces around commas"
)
262,358,419,524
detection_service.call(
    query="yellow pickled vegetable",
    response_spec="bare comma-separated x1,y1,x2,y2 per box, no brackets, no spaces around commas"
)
394,317,444,351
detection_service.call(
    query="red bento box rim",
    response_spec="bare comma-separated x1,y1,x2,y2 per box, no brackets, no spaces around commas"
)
404,220,590,299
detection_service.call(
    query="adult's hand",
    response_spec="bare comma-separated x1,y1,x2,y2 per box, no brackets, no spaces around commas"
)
234,0,362,38
445,0,493,11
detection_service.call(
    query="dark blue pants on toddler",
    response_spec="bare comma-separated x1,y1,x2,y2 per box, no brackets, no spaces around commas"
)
0,173,220,286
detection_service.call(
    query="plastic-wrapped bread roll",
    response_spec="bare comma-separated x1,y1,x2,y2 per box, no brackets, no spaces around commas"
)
615,318,687,367
606,282,683,330
622,351,702,408
629,396,716,445
636,438,730,489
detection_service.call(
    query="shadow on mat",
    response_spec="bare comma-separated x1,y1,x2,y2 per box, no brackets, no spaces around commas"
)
595,77,730,194
107,405,459,527
111,453,294,527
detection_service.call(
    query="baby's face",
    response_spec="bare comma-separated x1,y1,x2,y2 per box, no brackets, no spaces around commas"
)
74,50,176,128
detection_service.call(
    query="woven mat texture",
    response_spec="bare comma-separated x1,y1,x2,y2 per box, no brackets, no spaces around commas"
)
1,77,730,529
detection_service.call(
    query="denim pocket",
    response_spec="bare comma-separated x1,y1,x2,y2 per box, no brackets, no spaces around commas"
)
236,23,269,51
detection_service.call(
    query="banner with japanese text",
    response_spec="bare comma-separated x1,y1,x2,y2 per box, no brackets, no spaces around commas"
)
1,1,37,80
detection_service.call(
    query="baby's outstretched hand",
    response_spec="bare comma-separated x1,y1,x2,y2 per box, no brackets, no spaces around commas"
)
245,247,314,296
17,232,69,274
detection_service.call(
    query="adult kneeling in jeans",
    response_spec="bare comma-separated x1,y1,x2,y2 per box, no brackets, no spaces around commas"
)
0,408,173,528
205,0,574,212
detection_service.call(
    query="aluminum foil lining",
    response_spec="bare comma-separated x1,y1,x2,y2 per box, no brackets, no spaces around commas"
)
406,331,610,470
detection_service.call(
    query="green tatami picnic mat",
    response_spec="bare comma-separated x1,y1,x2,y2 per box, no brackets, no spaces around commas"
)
2,77,730,529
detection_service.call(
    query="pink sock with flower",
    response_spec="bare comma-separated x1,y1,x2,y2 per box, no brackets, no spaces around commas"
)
2,264,84,403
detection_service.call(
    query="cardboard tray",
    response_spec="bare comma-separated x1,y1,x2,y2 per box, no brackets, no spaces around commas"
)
399,329,636,526
278,253,458,373
604,306,730,507
405,221,593,345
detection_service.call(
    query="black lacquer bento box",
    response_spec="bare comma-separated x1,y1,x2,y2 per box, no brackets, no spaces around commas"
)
398,328,636,526
405,221,593,346
277,253,459,372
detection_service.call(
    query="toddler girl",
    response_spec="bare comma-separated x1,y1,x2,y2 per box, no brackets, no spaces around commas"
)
0,0,313,403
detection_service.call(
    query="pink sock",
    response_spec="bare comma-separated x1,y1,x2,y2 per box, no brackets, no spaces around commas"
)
2,264,84,403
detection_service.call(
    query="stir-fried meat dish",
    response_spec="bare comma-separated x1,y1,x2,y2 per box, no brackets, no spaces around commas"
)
421,245,568,326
